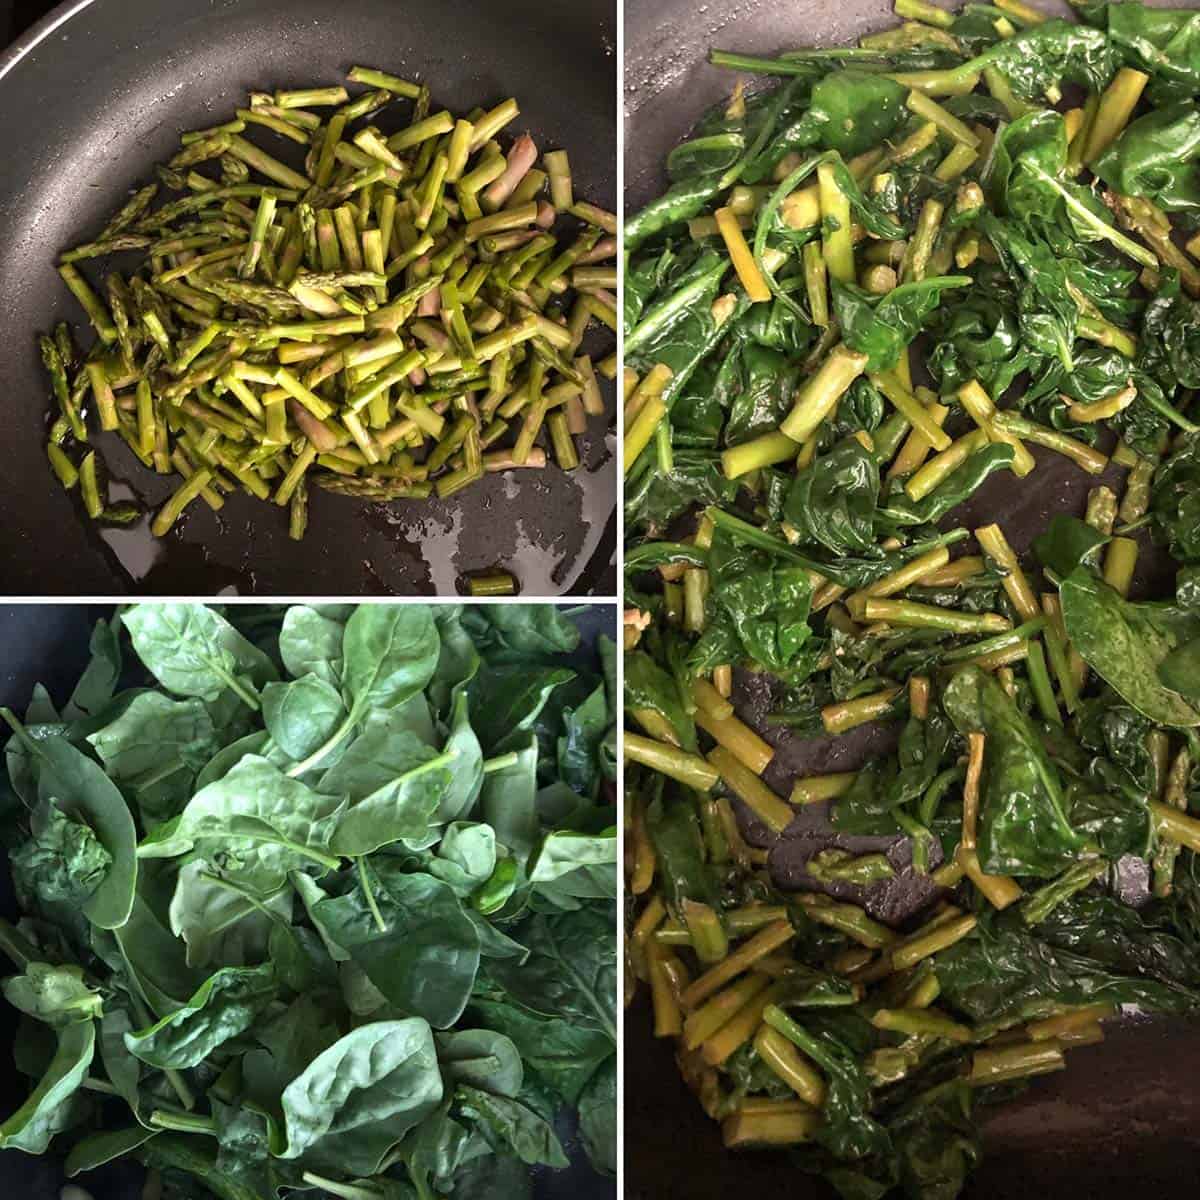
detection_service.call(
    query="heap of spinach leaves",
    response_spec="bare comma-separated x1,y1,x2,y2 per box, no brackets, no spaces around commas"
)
626,2,1200,1197
0,603,617,1200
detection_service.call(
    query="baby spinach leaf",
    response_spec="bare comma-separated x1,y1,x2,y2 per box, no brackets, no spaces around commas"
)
392,1106,481,1198
833,276,971,372
969,19,1119,99
624,651,696,753
439,691,484,824
312,864,481,1028
646,793,719,914
784,438,880,557
278,604,346,687
624,251,730,396
342,604,440,716
455,1085,568,1167
624,448,740,535
937,911,1200,1023
0,1019,94,1153
1038,891,1200,989
9,799,112,910
702,529,815,672
557,682,609,799
887,1081,980,1200
332,748,450,858
1095,102,1200,211
1069,785,1152,860
1032,514,1111,578
468,665,575,754
168,859,289,969
1134,284,1200,399
88,691,216,786
530,830,617,888
978,213,1080,368
928,277,1044,398
139,1132,269,1200
461,605,581,658
878,444,1015,531
437,1029,524,1098
138,755,344,893
124,604,276,707
799,69,908,158
1060,569,1200,727
624,176,724,255
481,735,540,864
65,1125,158,1177
429,609,482,717
991,111,1112,247
320,714,434,803
193,730,272,791
779,1014,890,1163
22,732,138,930
486,905,617,1042
1156,637,1200,706
2,963,102,1028
65,615,123,720
466,998,612,1106
95,863,205,1017
577,1057,616,1175
261,674,348,763
123,962,276,1069
1086,1,1200,96
943,666,1088,876
278,1019,443,1176
1153,431,1200,564
427,822,498,896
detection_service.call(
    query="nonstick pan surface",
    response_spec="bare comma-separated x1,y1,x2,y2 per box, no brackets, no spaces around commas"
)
625,0,1200,1195
0,601,617,1198
0,0,616,597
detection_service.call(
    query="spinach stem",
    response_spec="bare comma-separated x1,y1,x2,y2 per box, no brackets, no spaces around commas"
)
481,751,520,774
148,1110,217,1136
285,710,359,777
357,859,389,934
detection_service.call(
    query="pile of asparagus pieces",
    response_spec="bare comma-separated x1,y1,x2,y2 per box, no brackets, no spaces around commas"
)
40,67,617,545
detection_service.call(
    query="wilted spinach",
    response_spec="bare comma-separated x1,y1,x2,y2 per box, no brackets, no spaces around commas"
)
625,6,1200,1198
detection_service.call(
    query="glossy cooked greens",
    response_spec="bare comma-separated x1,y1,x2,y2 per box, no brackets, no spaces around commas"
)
624,1,1200,1197
0,602,616,1199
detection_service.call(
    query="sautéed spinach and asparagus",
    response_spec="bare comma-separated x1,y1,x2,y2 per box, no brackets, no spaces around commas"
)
624,1,1200,1195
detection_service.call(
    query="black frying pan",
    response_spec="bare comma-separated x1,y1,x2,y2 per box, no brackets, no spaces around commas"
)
624,0,1200,1195
0,0,616,597
0,601,617,1198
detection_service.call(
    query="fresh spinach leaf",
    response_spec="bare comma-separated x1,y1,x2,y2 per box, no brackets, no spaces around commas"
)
277,1019,443,1176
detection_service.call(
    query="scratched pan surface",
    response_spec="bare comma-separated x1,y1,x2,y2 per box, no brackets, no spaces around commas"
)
0,0,616,597
0,602,617,1198
625,0,1200,1195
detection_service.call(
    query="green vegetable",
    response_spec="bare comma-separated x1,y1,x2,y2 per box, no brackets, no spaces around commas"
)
0,1020,94,1153
40,72,615,536
1,721,139,930
833,276,972,371
1094,102,1200,209
944,666,1088,876
1060,569,1200,726
783,437,880,556
0,603,615,1194
124,963,277,1068
625,7,1200,1196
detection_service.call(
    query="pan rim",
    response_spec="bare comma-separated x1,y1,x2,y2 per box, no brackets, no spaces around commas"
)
0,0,98,84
